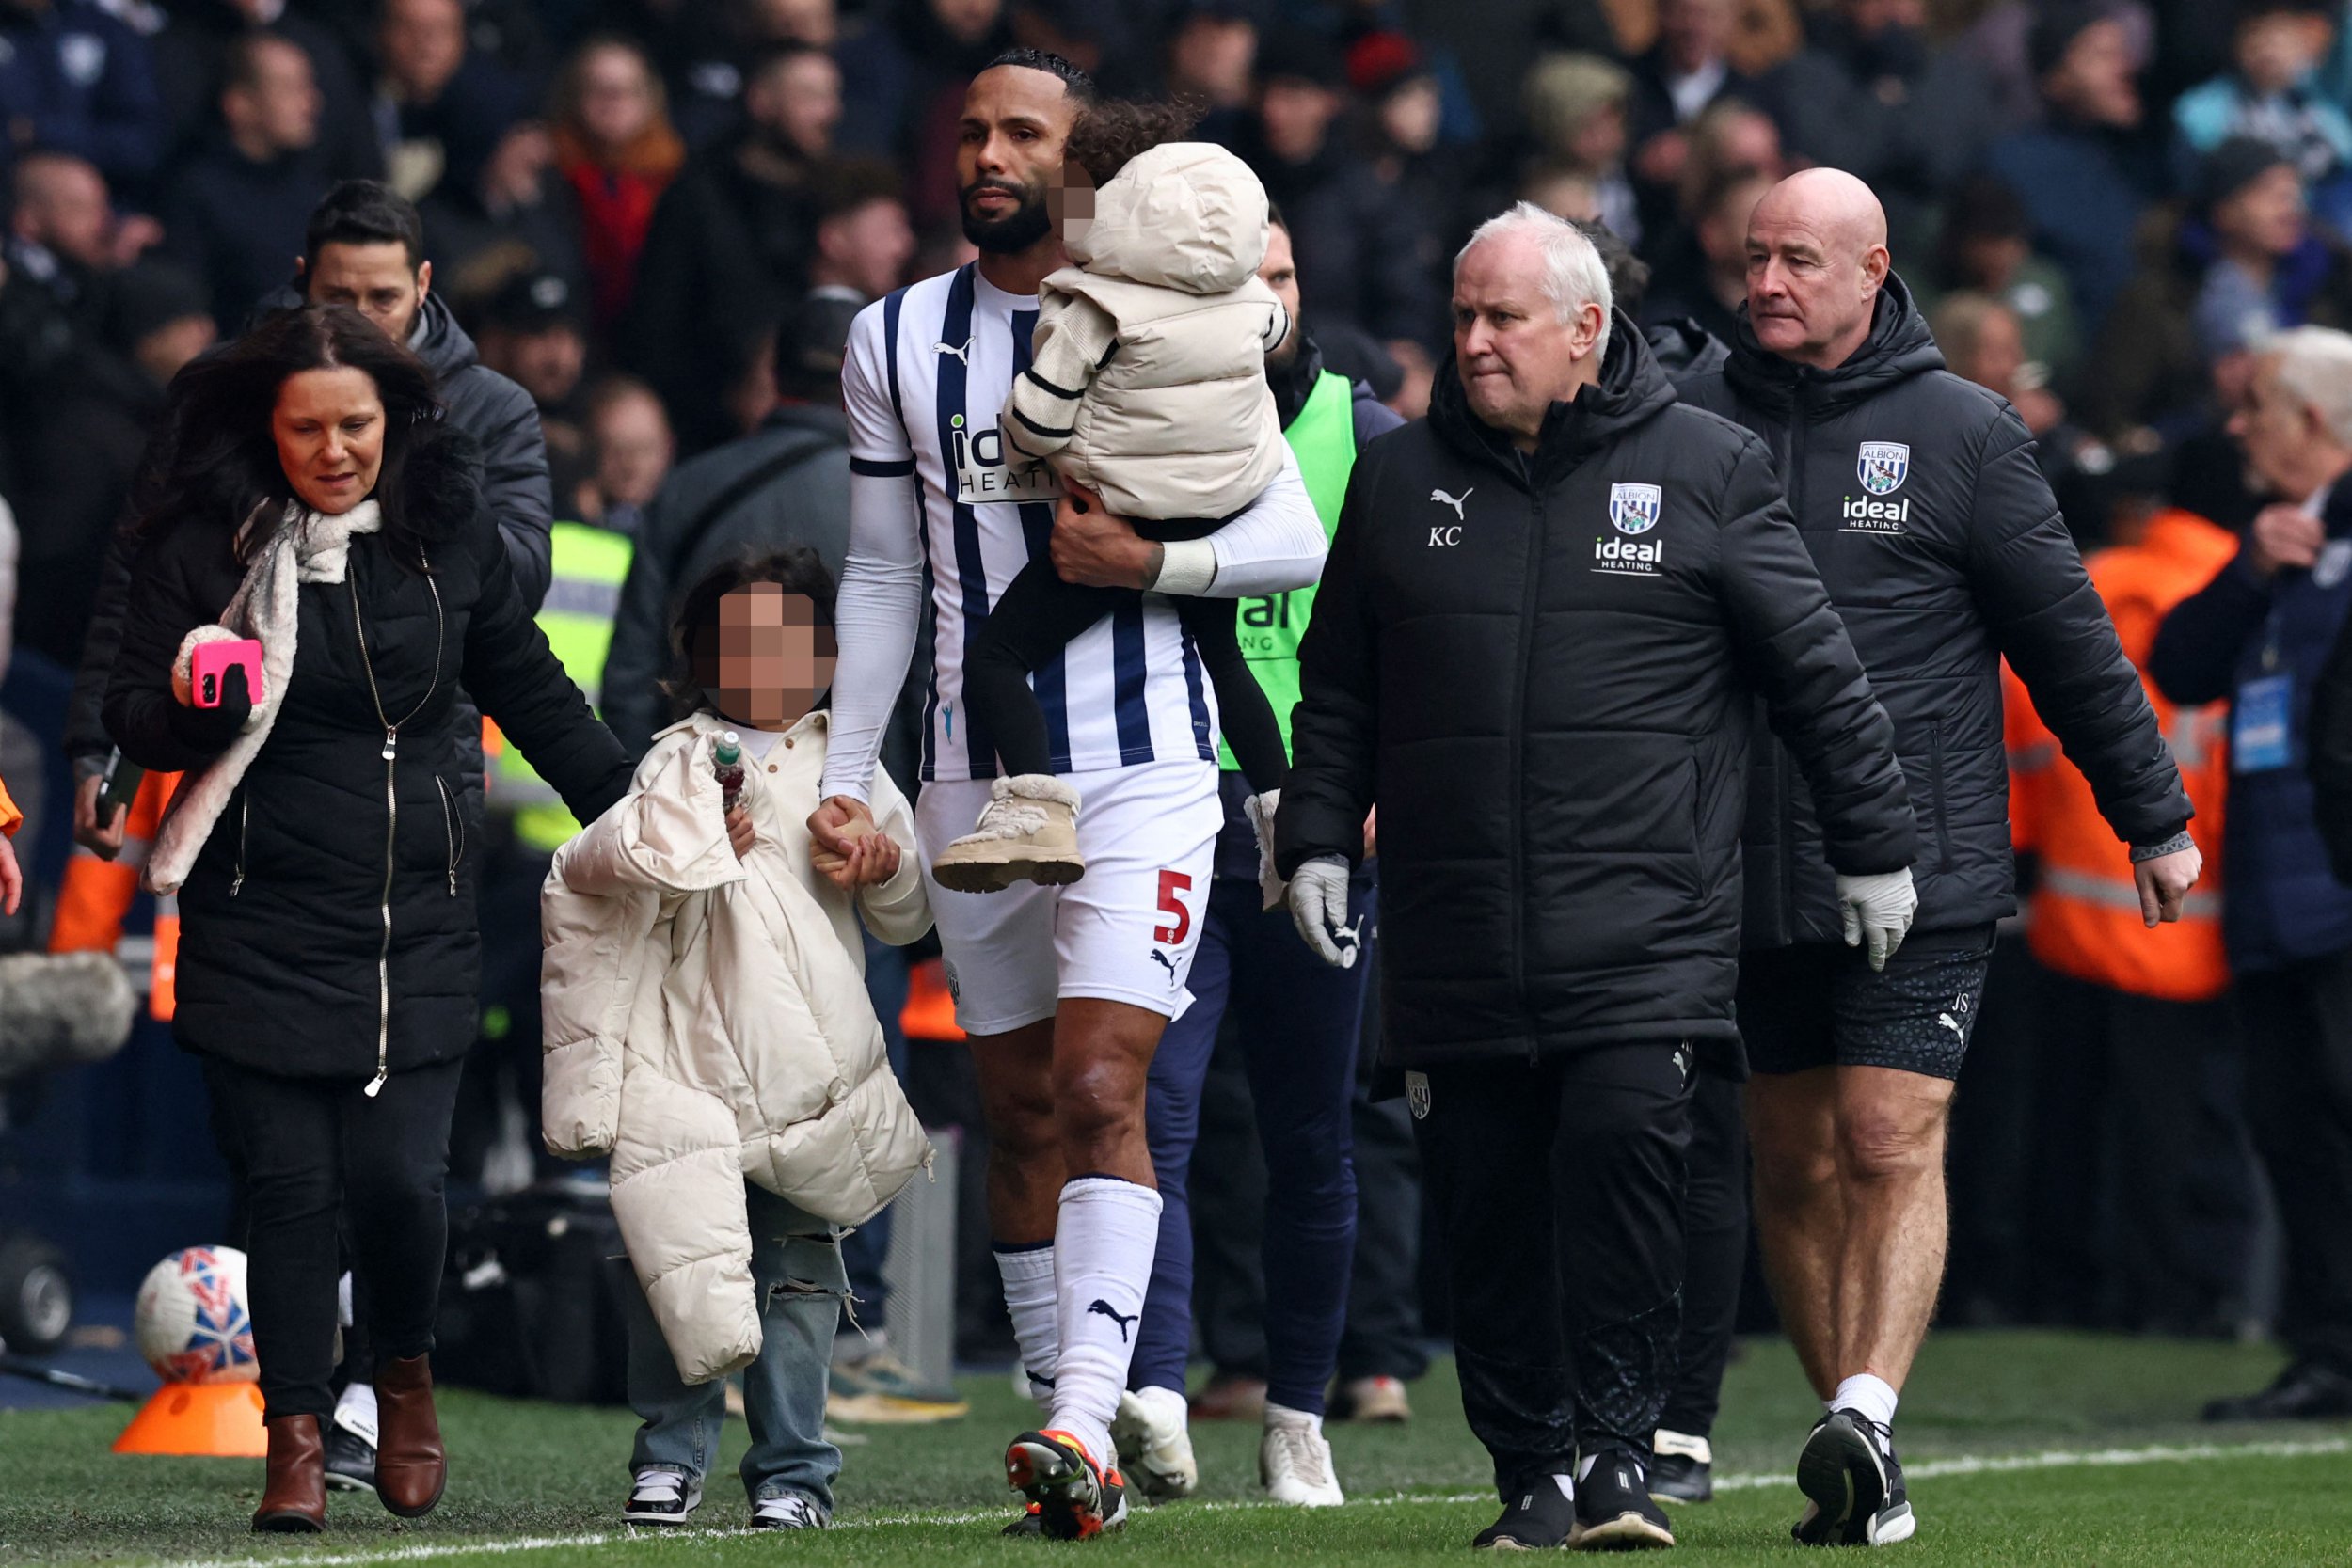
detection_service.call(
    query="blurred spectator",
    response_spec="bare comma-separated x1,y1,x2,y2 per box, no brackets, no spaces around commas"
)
625,40,841,453
477,266,590,436
603,289,857,756
1625,0,1786,203
2153,325,2352,1422
1162,1,1254,143
2090,138,2352,442
552,37,685,333
1665,96,1782,245
1242,27,1441,351
2171,0,2352,228
834,0,1013,231
2008,485,2251,1336
11,258,211,668
0,0,167,192
579,373,674,537
1519,164,1600,223
1985,3,2162,334
373,0,528,205
1775,0,1997,244
417,119,588,315
1639,162,1771,344
625,0,840,152
0,150,131,455
1521,52,1640,245
152,0,379,184
159,31,326,335
1935,289,2116,546
806,157,913,300
1922,174,2083,395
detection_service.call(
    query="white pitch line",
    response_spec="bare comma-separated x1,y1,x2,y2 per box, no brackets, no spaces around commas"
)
147,1435,2352,1568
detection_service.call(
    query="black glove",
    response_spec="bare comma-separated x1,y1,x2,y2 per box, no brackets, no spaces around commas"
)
167,661,254,754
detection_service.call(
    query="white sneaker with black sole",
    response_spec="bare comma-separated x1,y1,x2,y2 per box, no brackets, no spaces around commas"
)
1794,1409,1915,1546
751,1493,829,1529
1260,1403,1345,1507
623,1467,702,1527
1111,1386,1199,1502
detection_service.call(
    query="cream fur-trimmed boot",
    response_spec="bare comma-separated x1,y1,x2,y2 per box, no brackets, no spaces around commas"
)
932,774,1086,893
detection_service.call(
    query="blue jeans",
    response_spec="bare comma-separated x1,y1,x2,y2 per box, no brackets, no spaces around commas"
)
1131,876,1375,1414
623,1184,846,1510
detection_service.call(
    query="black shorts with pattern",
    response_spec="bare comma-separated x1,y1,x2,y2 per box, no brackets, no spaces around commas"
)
1736,925,1999,1081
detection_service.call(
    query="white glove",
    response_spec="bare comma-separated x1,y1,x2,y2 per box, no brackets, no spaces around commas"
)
1836,867,1918,973
1286,855,1359,968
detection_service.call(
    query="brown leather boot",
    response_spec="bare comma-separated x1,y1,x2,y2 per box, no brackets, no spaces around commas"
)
373,1354,447,1517
254,1415,326,1532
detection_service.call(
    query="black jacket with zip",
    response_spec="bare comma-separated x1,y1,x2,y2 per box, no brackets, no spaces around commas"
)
1275,318,1915,1067
1676,277,2190,947
103,427,629,1079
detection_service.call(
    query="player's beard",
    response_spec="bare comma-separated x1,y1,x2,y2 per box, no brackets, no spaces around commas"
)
961,177,1052,254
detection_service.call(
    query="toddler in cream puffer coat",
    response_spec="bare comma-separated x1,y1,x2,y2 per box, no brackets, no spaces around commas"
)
541,548,931,1529
933,107,1299,898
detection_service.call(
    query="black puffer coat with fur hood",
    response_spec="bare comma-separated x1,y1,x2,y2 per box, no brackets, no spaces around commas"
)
104,425,629,1080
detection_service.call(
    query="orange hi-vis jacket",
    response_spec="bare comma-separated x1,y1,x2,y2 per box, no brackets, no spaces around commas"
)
2005,509,2235,1002
50,769,181,1019
0,776,19,838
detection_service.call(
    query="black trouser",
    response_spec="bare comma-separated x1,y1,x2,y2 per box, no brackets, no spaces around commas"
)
2026,964,2255,1333
961,560,1289,790
1659,1069,1745,1438
1190,1013,1270,1377
1340,937,1429,1383
202,1056,466,1419
1414,1041,1694,1497
2233,949,2352,1373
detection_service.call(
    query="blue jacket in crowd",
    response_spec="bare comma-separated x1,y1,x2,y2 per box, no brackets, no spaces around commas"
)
0,0,165,188
2151,483,2352,972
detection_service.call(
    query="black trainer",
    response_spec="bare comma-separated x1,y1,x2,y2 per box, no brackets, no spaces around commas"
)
1002,1502,1047,1537
1794,1409,1914,1546
1573,1453,1675,1550
1473,1477,1578,1550
2201,1362,2352,1422
322,1423,375,1493
1649,1430,1712,1503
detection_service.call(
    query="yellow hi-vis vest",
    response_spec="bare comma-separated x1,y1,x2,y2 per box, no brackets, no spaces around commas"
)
492,520,633,854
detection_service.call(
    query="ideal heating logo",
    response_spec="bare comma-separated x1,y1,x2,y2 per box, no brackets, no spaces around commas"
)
950,414,1062,505
1842,442,1912,534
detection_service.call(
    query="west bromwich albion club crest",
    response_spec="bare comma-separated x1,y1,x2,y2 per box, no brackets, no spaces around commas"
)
1858,441,1910,496
1609,483,1661,534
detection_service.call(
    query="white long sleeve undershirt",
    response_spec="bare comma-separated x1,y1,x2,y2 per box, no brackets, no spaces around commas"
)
817,451,1327,802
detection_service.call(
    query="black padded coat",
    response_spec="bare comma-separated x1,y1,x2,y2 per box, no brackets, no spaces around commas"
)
103,428,629,1080
1276,319,1916,1067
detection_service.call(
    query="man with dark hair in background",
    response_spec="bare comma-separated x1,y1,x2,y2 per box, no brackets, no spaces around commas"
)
625,40,844,453
160,30,326,335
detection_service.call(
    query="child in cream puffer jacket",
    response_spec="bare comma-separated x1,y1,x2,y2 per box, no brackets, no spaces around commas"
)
933,108,1296,898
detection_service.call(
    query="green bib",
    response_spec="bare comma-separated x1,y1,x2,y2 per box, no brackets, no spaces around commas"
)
1219,370,1356,771
499,520,633,853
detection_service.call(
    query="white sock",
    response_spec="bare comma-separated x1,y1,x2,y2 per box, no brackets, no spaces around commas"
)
1048,1177,1163,1465
1833,1373,1899,1432
994,1243,1059,1415
1265,1401,1323,1436
332,1381,378,1445
1551,1473,1576,1505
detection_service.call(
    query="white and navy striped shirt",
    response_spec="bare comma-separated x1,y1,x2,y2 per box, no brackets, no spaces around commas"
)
821,262,1325,796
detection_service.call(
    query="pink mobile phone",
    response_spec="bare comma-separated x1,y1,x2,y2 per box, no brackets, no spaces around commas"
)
191,639,265,709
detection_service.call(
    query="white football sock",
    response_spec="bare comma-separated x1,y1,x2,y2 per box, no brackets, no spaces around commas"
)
1048,1177,1162,1465
1833,1373,1899,1432
993,1243,1059,1415
332,1381,378,1445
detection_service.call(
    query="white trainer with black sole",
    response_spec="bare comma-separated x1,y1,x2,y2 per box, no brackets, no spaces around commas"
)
1111,1386,1200,1502
751,1493,829,1529
622,1467,702,1527
1260,1404,1345,1507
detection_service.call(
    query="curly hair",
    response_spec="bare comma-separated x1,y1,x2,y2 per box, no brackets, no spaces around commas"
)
1063,97,1207,186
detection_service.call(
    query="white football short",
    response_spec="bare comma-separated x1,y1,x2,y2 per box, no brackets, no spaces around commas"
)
915,760,1222,1036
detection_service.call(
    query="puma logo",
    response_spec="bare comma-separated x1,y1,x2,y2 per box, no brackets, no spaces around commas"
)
1149,950,1176,983
1087,1299,1139,1342
1937,1012,1964,1039
933,338,973,366
1430,486,1473,520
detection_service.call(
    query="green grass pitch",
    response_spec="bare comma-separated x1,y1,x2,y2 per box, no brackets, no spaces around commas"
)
3,1332,2346,1566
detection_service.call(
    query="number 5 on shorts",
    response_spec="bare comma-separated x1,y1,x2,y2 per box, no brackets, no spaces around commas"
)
1154,870,1194,946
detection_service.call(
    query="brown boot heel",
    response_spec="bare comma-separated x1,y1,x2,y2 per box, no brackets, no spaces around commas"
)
373,1354,447,1518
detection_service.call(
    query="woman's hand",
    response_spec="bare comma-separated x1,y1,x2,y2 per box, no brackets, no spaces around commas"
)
0,833,21,918
726,804,756,861
167,663,254,752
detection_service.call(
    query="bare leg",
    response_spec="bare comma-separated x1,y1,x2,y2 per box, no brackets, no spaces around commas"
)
971,1020,1064,1245
1050,998,1166,1186
1747,1069,1845,1400
1830,1067,1955,1391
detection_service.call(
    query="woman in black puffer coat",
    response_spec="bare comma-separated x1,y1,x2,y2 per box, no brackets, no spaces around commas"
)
104,306,630,1533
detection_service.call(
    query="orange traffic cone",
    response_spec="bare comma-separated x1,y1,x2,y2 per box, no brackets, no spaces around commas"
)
114,1382,269,1456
